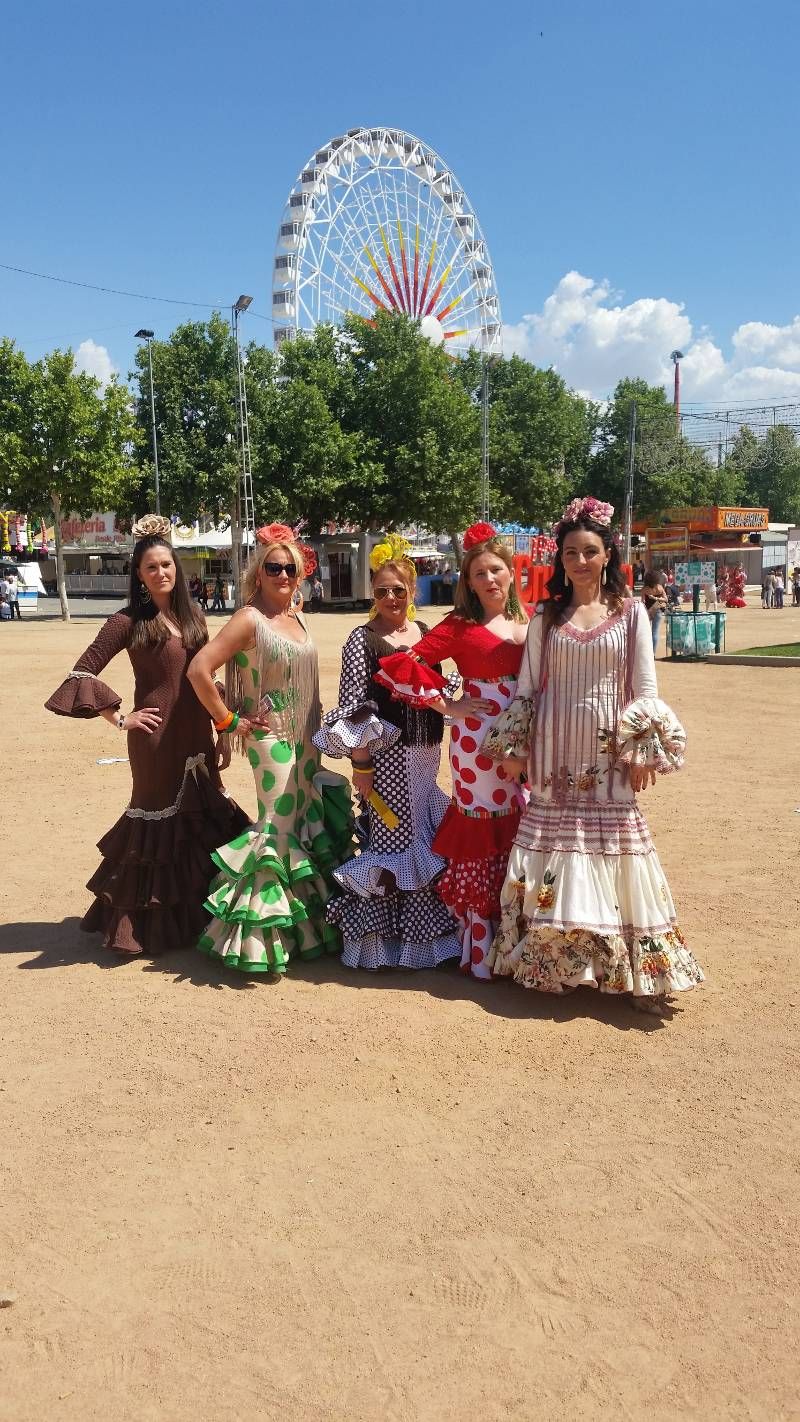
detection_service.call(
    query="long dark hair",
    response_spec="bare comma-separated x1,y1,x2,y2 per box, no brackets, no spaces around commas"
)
543,516,628,630
126,535,207,651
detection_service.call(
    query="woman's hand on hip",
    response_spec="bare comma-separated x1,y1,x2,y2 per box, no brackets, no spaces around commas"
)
125,707,161,734
447,696,495,720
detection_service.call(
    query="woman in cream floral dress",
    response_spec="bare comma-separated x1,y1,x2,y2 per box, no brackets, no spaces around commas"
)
485,497,703,1014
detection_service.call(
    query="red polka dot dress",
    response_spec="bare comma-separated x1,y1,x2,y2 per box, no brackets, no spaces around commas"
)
376,613,527,978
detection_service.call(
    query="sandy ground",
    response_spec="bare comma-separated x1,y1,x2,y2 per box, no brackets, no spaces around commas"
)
2,597,799,1421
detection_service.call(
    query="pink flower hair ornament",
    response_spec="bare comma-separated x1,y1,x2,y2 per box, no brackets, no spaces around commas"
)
552,497,614,538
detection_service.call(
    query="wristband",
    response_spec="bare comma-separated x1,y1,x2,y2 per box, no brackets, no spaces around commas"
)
117,712,126,730
215,710,235,732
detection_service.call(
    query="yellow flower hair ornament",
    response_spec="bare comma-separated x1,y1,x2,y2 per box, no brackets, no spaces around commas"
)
369,532,412,572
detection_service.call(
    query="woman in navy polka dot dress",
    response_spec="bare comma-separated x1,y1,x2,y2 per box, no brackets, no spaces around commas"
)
187,527,352,974
375,524,530,978
314,542,461,970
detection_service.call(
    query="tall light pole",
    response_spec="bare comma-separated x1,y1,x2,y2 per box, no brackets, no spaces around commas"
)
670,349,684,437
135,329,160,513
230,296,254,606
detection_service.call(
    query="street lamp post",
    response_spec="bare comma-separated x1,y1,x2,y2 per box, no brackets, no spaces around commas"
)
670,349,684,437
135,329,161,514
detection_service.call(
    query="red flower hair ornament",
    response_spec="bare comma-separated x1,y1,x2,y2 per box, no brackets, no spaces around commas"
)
462,521,497,550
256,523,295,546
298,542,317,577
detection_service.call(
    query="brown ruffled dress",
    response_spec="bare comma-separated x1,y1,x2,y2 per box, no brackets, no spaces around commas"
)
45,610,248,955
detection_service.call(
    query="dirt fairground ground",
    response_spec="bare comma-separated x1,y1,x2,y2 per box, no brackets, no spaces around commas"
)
1,596,799,1422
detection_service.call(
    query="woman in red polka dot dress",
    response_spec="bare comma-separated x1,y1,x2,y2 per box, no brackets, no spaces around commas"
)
375,524,529,978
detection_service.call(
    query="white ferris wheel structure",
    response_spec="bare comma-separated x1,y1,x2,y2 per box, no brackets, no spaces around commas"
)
270,126,502,361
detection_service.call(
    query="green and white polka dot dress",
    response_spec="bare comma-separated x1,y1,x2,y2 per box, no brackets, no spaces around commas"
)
198,616,352,973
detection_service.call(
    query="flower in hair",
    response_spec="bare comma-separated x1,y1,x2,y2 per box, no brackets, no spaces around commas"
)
256,522,295,546
553,497,614,537
298,542,317,577
132,513,172,541
462,521,497,550
369,532,412,571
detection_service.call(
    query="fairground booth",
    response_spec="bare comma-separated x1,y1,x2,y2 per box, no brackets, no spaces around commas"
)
633,506,771,590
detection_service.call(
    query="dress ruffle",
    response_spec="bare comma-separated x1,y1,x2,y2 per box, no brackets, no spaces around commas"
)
374,651,447,702
81,757,248,955
45,672,121,718
198,772,352,974
334,835,446,898
436,854,510,920
330,889,461,971
313,700,401,759
432,802,521,860
616,696,686,774
488,839,703,997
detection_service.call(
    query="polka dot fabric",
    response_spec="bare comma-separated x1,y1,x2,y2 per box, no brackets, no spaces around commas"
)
198,643,352,973
314,625,461,971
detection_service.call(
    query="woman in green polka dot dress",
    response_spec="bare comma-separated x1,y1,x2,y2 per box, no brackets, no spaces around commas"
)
187,526,352,973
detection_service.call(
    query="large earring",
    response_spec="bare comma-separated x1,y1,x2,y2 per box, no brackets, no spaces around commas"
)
563,574,570,590
368,603,378,620
406,602,417,621
602,565,607,586
139,582,152,604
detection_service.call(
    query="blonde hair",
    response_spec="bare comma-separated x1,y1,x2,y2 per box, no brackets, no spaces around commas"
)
242,541,304,603
453,538,526,624
371,558,417,596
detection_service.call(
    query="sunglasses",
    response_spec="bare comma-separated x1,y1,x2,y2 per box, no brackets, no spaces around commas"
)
263,561,298,578
374,585,408,599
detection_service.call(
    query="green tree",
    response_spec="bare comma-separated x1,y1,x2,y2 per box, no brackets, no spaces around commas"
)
6,348,134,620
487,357,597,524
345,312,481,540
733,424,800,521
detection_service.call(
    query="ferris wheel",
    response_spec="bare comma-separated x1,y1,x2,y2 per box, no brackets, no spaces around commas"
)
271,126,502,359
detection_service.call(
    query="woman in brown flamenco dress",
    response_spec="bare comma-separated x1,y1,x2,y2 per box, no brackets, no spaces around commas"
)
45,519,248,956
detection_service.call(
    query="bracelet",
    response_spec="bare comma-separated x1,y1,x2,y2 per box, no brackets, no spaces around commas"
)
352,765,374,777
215,709,235,732
117,712,126,730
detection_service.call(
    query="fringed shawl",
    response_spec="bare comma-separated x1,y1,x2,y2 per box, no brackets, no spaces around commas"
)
226,611,321,755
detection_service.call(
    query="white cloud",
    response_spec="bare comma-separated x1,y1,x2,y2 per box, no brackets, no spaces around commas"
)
503,272,800,406
74,339,115,388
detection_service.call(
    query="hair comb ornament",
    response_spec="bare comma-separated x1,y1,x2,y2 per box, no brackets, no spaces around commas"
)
461,521,497,551
552,497,614,538
131,514,172,540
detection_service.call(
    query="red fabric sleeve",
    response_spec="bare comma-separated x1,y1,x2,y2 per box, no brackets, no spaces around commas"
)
45,610,132,717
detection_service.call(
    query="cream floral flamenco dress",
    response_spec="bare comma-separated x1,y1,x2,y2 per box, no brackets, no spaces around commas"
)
485,599,703,1001
198,613,353,974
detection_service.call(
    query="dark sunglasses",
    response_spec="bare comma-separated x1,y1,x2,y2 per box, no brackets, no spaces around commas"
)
374,585,408,599
263,561,298,578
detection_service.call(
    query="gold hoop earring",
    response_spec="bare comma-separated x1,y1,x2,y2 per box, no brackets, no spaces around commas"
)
368,603,378,621
406,602,417,621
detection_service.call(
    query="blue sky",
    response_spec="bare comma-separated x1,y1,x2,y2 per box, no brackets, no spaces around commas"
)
3,0,800,404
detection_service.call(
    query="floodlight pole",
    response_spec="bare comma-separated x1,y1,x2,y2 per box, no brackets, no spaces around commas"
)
135,329,160,513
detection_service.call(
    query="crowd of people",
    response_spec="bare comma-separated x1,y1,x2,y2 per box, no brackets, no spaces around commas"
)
47,501,704,1016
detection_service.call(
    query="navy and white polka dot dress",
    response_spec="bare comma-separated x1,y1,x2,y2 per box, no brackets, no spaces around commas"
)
314,624,461,970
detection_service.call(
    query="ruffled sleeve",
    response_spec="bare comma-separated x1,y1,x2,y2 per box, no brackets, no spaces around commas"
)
45,611,131,718
314,627,401,758
483,610,542,759
374,613,462,708
616,697,686,774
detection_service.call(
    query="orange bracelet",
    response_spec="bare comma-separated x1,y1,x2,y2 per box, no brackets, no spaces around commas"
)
215,709,235,732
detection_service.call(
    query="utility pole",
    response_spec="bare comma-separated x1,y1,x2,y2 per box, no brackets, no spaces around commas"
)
670,349,683,438
623,399,637,565
135,329,160,513
230,295,254,607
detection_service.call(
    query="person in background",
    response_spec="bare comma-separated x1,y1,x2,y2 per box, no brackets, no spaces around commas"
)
211,574,226,613
633,558,646,586
641,570,668,654
793,568,800,606
762,571,775,609
4,571,21,619
773,570,785,609
309,572,324,613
